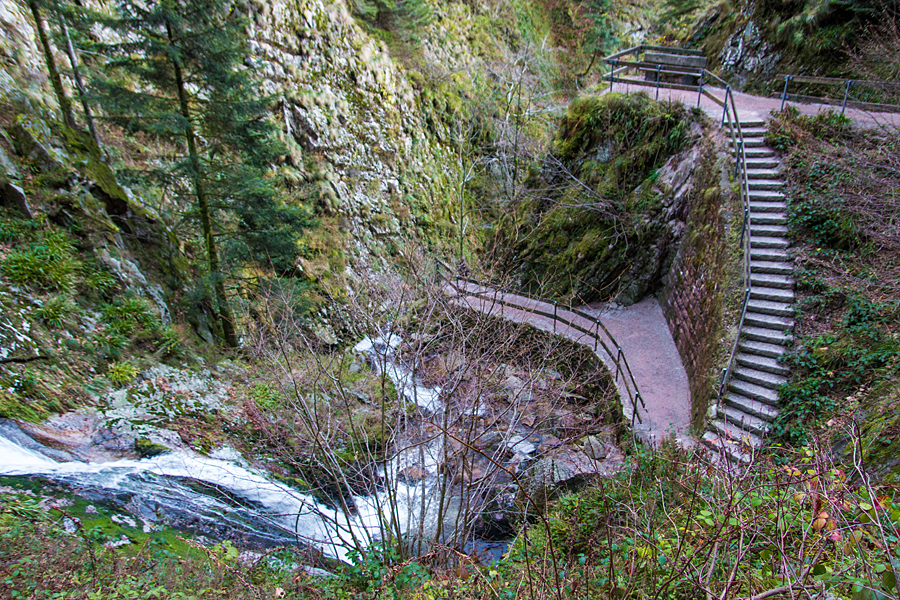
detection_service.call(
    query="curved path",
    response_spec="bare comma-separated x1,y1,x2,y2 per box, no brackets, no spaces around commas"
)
455,84,897,454
449,281,693,446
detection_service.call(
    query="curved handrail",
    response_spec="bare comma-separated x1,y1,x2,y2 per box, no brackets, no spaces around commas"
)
447,276,646,429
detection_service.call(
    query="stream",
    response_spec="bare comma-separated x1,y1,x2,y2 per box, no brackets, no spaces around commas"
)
0,336,507,563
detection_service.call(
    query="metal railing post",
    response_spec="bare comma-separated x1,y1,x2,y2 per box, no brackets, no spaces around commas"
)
842,79,853,116
780,75,792,112
721,85,731,127
739,208,749,246
553,301,558,334
594,319,600,352
615,346,622,380
610,60,616,92
735,139,743,178
656,64,661,100
697,69,704,107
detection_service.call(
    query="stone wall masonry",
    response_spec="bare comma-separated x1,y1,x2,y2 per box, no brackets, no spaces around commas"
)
659,131,733,428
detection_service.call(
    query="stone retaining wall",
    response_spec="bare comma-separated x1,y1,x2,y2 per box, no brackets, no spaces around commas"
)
658,132,734,428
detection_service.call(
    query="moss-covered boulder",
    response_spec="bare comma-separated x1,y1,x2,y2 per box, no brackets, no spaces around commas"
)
492,92,697,305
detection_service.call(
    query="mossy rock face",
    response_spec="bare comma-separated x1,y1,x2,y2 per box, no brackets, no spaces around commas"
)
493,92,695,305
134,437,170,458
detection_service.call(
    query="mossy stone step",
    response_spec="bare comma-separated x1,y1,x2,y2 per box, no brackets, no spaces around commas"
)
750,224,788,236
751,214,788,225
750,248,790,262
742,325,789,345
740,127,768,137
736,352,790,376
725,392,780,422
722,406,773,435
729,379,780,405
711,417,763,447
739,148,777,158
743,138,768,148
750,236,789,249
746,168,781,179
746,298,793,317
748,180,784,191
745,159,780,169
751,259,793,274
749,286,794,303
750,201,787,213
740,339,788,359
751,273,794,289
748,190,786,200
744,311,794,331
733,366,788,390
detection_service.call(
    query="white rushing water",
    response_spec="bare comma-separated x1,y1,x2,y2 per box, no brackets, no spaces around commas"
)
0,335,453,561
353,335,443,413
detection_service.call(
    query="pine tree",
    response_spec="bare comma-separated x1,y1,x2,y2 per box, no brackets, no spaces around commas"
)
90,0,307,347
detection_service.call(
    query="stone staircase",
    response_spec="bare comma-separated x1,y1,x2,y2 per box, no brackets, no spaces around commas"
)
702,119,794,464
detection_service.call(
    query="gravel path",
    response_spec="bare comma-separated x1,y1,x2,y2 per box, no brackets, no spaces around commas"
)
450,282,693,446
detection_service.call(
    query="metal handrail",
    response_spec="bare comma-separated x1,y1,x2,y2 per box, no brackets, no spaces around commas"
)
448,276,646,429
601,47,754,409
777,74,900,115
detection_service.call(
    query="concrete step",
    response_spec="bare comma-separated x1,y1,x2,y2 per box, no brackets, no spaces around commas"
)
744,312,794,331
742,325,789,345
725,392,780,422
751,273,794,290
750,247,790,262
722,405,774,435
751,260,792,274
749,224,788,236
729,379,780,406
740,339,788,359
739,119,767,128
748,180,784,191
702,430,753,464
750,286,794,303
741,127,768,138
746,168,781,179
741,148,776,158
745,159,780,169
750,236,789,249
711,417,763,447
751,213,787,225
750,201,787,213
743,138,769,148
733,366,788,390
736,352,790,377
747,298,793,317
748,190,786,201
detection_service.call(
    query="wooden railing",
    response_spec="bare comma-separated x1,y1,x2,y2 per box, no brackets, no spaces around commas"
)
601,46,753,407
776,74,900,115
447,276,646,429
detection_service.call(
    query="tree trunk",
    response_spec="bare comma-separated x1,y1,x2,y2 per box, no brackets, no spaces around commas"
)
28,0,77,131
165,16,239,348
56,9,101,149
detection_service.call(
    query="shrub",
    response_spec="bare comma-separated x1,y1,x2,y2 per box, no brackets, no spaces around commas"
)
251,382,281,410
35,295,76,328
101,296,161,337
1,229,80,291
107,361,139,386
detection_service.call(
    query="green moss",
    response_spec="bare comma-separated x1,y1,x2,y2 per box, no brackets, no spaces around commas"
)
134,437,170,458
0,223,81,291
493,92,692,304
